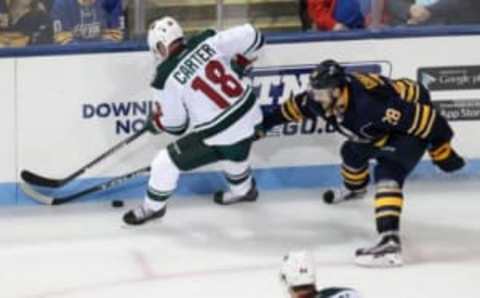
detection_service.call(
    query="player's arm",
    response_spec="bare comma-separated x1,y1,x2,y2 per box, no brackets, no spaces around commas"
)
146,88,189,136
261,91,324,131
210,23,264,61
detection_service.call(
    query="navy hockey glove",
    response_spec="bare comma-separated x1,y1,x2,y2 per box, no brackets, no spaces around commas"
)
144,102,164,135
428,142,465,172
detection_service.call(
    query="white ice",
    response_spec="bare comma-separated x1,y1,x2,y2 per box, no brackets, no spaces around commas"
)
1,179,479,298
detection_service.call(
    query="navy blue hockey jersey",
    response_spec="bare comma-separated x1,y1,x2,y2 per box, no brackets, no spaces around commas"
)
269,72,453,149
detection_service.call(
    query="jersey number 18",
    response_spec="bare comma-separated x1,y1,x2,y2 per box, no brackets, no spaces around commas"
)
192,60,244,109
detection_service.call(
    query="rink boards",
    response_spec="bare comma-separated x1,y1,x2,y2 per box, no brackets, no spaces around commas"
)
1,32,480,204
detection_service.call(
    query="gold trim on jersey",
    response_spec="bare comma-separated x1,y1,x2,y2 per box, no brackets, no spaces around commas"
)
375,197,403,208
373,134,389,148
421,109,436,138
341,164,369,186
407,104,421,134
336,86,350,114
286,97,303,121
430,142,452,161
407,104,436,138
354,73,385,90
280,95,303,122
415,105,431,136
393,79,420,103
341,168,369,181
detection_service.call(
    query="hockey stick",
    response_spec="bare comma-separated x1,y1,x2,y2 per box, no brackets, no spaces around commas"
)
21,127,148,188
20,166,151,205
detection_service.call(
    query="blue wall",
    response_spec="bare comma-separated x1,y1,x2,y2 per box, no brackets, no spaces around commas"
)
8,159,480,205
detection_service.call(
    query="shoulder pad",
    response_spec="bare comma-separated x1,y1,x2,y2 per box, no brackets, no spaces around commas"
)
352,73,388,90
151,29,217,90
187,29,216,47
392,78,421,103
351,73,397,102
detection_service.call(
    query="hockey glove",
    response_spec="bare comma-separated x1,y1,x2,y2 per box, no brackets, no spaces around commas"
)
144,102,164,135
428,142,465,172
231,54,256,78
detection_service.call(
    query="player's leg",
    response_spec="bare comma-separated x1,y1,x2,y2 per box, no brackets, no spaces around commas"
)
214,160,258,205
355,135,427,267
123,132,223,225
123,149,178,225
323,141,373,204
214,137,258,205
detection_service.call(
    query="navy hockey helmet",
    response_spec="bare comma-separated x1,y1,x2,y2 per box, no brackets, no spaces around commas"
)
309,60,346,90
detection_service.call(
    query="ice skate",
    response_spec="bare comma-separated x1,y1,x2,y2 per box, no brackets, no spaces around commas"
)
123,204,166,225
355,232,403,267
214,179,258,205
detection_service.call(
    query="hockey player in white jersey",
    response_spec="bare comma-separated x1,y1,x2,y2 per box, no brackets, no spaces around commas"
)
123,17,264,225
280,251,362,298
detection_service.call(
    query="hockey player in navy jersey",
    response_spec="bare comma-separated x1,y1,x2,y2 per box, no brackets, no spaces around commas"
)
280,251,361,298
261,59,465,267
51,0,123,44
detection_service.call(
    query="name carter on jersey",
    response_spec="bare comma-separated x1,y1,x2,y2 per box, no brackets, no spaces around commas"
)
173,44,217,85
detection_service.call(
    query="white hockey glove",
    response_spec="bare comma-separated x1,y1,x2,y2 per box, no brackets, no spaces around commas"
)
145,102,164,135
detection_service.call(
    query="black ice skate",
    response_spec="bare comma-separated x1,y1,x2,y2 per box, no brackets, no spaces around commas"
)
214,179,258,205
355,232,402,267
323,187,367,204
123,205,166,225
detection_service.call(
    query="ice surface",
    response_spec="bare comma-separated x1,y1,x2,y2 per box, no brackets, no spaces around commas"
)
1,179,479,298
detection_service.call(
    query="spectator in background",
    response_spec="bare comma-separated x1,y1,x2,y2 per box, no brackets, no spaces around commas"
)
0,0,8,30
300,0,365,31
0,0,52,47
408,0,480,25
51,0,124,44
298,0,310,31
387,0,480,26
361,0,390,29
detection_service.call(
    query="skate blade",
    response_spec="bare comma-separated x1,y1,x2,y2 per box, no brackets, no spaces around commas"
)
355,253,403,268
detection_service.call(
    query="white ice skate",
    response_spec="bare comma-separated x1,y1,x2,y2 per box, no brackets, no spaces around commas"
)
355,232,403,267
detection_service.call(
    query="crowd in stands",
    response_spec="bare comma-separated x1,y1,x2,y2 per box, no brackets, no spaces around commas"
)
299,0,480,32
0,0,479,48
0,0,124,47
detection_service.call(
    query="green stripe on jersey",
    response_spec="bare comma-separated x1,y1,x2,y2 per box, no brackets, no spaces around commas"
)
196,89,256,138
244,29,260,55
151,29,216,90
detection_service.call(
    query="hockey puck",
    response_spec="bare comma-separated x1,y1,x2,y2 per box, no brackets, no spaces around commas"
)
111,200,124,208
322,190,335,204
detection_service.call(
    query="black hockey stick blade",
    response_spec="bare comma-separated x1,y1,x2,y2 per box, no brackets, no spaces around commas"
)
20,127,148,188
20,170,67,188
20,166,150,205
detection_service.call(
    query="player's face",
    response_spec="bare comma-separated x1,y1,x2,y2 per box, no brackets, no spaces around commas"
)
310,87,334,110
151,41,168,63
289,286,315,298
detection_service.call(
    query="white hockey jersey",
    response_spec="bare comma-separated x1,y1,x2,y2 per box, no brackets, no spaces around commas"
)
150,23,264,146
